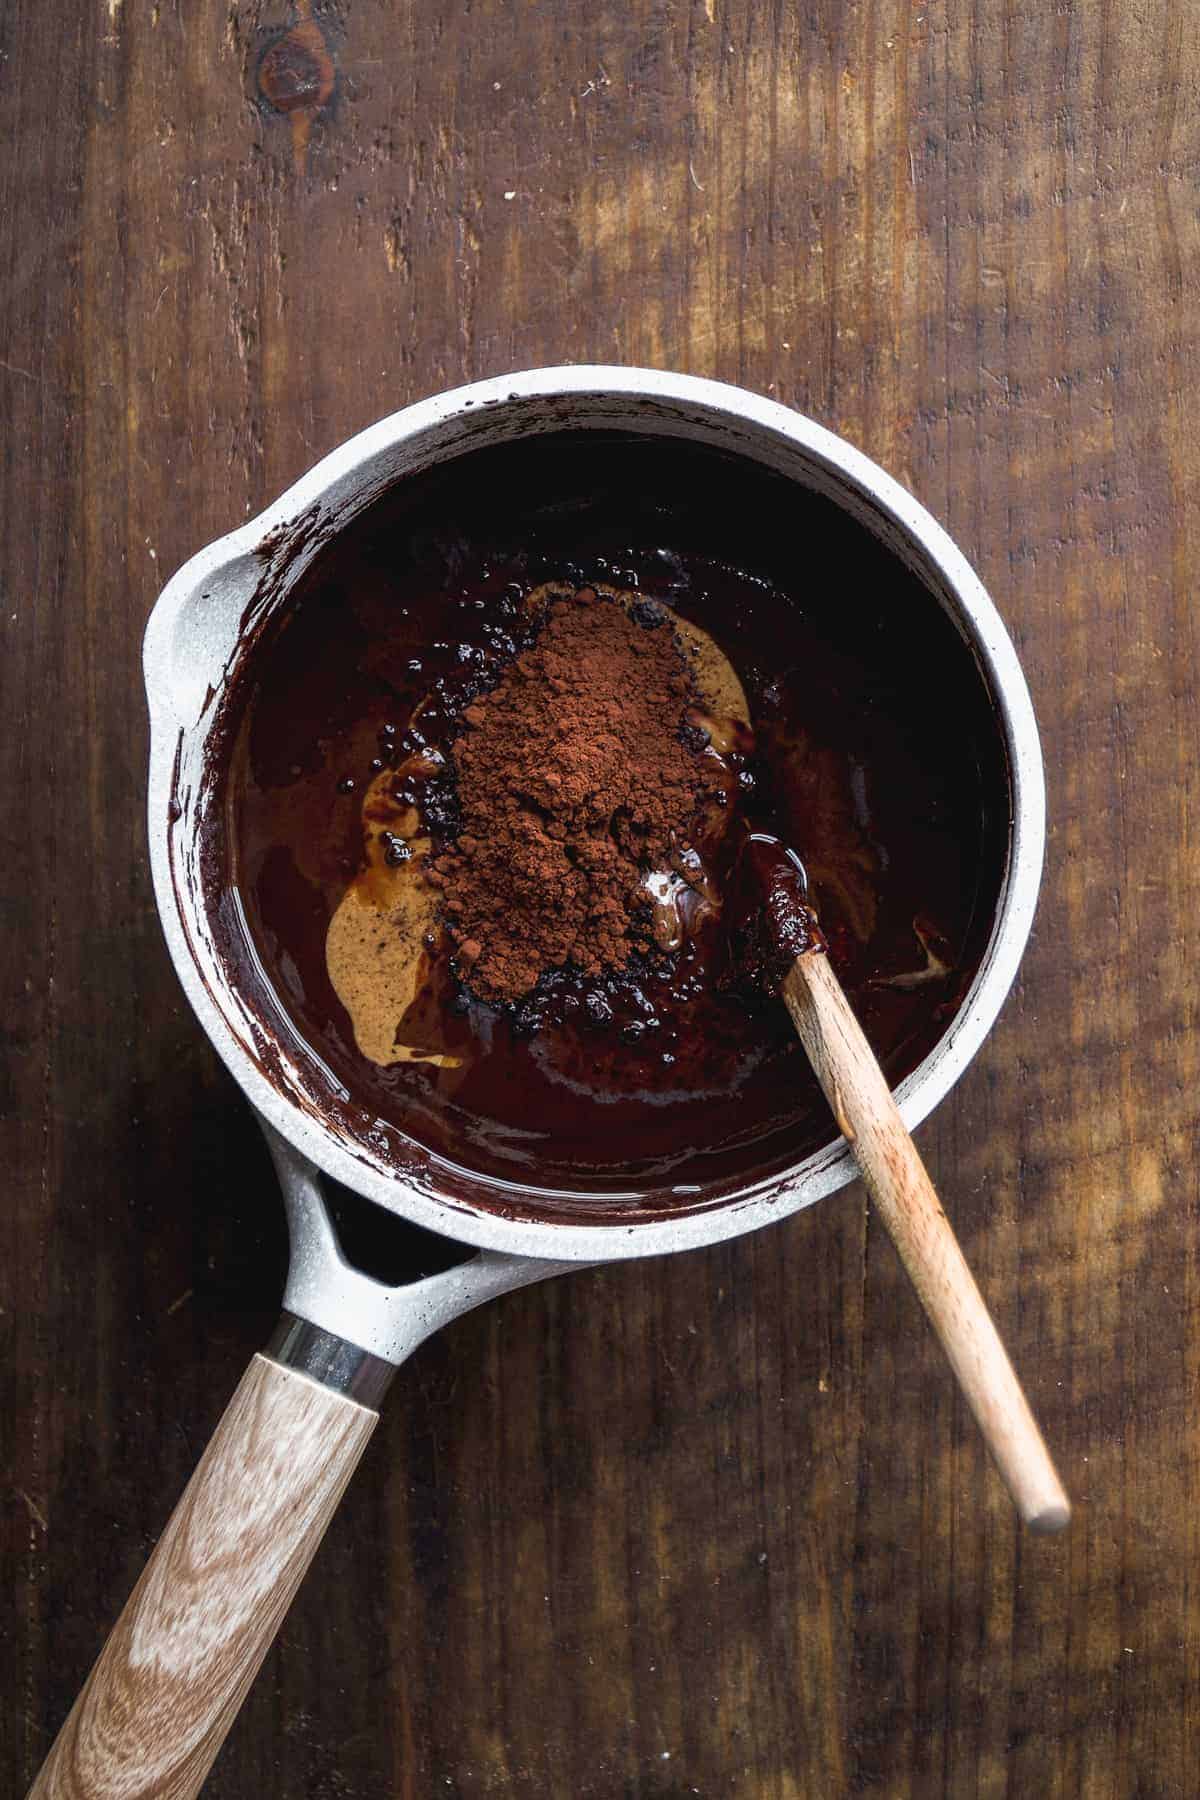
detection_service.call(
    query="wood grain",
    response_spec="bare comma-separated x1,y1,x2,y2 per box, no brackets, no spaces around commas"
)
29,1356,377,1800
4,0,1200,1794
782,950,1069,1532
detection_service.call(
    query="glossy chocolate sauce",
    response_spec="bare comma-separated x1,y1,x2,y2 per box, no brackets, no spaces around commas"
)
203,434,1009,1213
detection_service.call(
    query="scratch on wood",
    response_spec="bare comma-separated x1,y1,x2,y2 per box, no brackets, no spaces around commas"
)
17,1489,49,1533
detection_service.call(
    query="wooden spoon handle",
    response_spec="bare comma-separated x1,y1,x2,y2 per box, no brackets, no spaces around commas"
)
28,1355,377,1799
783,949,1069,1533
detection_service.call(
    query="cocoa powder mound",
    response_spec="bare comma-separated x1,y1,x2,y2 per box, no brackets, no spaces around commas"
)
427,588,717,1003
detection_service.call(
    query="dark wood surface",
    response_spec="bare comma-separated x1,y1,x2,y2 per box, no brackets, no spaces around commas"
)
4,2,1198,1794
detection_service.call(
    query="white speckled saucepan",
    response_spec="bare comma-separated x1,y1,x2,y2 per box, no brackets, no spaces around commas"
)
31,369,1045,1799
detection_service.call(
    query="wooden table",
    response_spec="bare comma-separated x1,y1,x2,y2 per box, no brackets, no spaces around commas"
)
4,3,1197,1794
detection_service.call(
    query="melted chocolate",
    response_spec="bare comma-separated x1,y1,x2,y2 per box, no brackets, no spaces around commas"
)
203,433,1009,1211
725,833,826,988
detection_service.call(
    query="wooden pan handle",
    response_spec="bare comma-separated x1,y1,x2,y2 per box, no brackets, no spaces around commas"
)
783,950,1069,1532
29,1355,378,1799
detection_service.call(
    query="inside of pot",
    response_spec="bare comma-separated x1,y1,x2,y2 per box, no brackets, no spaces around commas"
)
191,424,1012,1225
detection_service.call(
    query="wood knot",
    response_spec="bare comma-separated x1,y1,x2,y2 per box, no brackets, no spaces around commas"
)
257,18,334,116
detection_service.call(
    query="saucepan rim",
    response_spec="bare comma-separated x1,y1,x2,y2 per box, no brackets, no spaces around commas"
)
144,365,1044,1262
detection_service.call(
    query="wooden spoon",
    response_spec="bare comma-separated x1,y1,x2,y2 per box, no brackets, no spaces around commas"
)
752,836,1070,1531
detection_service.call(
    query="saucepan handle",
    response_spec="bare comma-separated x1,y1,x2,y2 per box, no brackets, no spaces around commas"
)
29,1350,377,1800
30,1129,577,1798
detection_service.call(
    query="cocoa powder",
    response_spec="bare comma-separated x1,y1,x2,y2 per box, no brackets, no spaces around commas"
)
427,588,717,1003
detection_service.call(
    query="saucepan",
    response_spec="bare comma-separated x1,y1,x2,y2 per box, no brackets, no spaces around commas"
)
31,368,1044,1798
